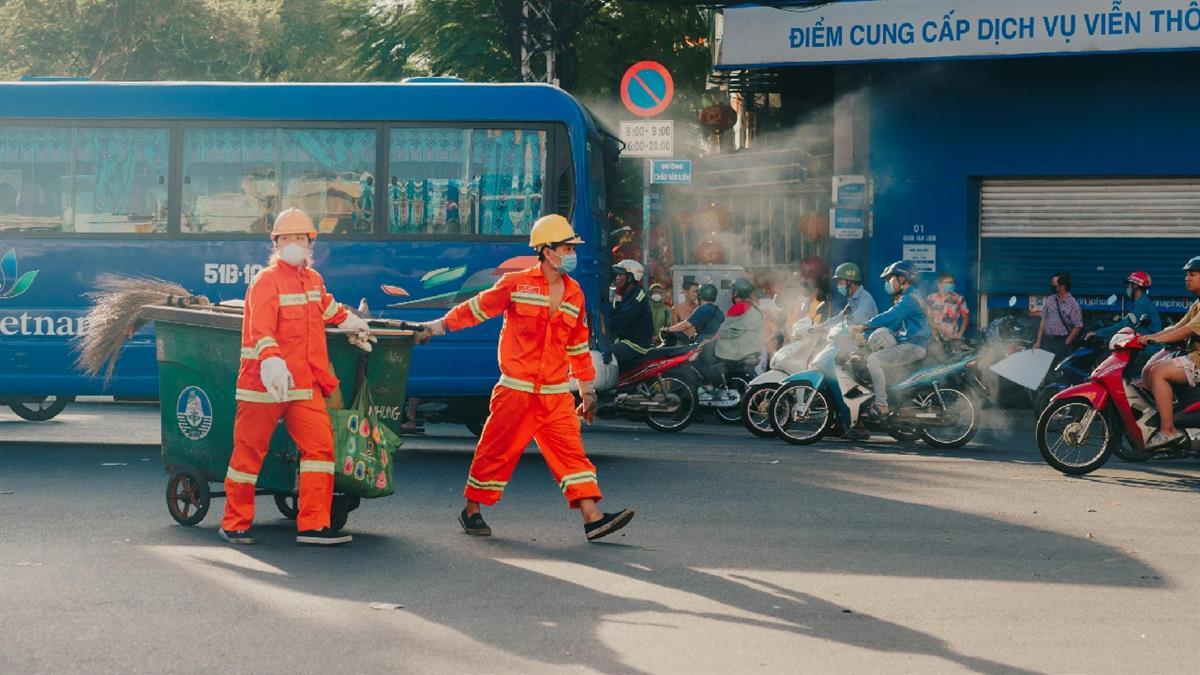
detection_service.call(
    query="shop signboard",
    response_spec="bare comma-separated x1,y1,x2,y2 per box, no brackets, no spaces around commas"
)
831,207,865,240
718,0,1200,67
832,175,867,207
902,242,937,272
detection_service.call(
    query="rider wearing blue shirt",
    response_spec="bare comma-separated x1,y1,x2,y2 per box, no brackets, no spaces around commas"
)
1092,271,1162,349
854,260,931,417
821,262,878,329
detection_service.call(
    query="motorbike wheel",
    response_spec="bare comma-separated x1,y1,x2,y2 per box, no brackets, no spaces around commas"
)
8,395,74,421
741,384,778,438
714,377,748,425
1036,397,1114,475
769,382,832,446
644,376,697,433
918,387,979,449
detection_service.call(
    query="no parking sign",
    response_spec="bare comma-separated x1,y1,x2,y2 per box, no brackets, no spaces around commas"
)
620,61,674,118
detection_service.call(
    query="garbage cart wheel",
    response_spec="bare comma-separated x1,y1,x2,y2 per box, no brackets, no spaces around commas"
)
330,495,359,532
166,468,210,526
274,493,299,520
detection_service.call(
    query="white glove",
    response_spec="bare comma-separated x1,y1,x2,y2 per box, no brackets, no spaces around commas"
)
413,319,446,344
338,312,377,352
259,356,293,403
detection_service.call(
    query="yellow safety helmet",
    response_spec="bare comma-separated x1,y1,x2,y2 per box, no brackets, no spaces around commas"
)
529,214,583,249
271,208,317,240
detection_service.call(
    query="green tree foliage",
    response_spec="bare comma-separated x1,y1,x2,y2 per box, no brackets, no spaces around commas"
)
0,0,369,81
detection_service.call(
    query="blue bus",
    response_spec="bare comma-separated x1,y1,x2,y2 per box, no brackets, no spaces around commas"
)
0,80,619,427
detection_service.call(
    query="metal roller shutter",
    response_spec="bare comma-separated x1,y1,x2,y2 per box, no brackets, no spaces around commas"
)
979,178,1200,294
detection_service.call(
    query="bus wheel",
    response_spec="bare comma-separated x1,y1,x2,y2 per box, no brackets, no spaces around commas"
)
9,395,74,421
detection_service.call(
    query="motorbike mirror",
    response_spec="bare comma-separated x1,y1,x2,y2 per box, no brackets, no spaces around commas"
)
842,304,853,316
1007,296,1018,307
1105,294,1118,305
1137,313,1152,328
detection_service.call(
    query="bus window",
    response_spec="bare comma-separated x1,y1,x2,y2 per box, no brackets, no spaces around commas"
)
388,127,546,237
281,129,376,235
73,128,168,234
0,127,70,233
0,126,167,234
182,128,278,234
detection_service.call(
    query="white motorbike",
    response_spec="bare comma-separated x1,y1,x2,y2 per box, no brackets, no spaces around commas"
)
741,318,825,437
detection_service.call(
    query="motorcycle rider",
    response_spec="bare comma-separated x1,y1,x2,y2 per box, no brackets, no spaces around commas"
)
609,259,654,366
1140,258,1200,449
660,283,723,345
697,278,764,393
820,262,877,328
852,260,932,419
1088,271,1162,342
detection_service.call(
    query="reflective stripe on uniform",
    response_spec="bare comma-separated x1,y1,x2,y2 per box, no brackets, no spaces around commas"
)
558,471,597,493
466,476,508,492
538,382,571,394
226,467,258,485
468,296,488,322
566,342,589,356
306,290,322,301
321,300,340,320
235,387,314,403
511,292,550,308
635,290,645,302
299,460,335,474
498,374,535,393
616,338,649,355
240,336,279,360
560,301,581,318
278,293,308,306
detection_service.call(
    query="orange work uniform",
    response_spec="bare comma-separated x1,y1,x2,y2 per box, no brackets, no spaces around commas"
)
221,260,349,533
444,265,599,507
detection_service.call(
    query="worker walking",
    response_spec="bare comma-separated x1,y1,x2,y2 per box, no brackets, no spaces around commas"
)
219,208,374,546
415,214,634,542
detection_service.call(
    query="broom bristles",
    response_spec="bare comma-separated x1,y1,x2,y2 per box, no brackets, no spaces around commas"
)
73,274,204,383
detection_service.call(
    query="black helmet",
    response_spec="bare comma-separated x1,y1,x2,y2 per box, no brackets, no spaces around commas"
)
1184,257,1200,272
730,278,755,300
880,260,917,280
697,283,718,302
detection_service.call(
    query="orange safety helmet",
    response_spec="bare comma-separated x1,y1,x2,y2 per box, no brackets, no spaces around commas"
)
271,208,317,240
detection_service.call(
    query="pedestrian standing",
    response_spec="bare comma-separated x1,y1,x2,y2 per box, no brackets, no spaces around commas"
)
648,283,672,336
926,272,971,340
413,214,634,542
1033,271,1082,362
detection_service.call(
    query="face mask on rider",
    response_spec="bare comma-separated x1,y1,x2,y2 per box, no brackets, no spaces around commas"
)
940,282,955,294
836,282,848,296
1125,285,1135,299
278,242,308,266
884,278,897,295
650,293,663,303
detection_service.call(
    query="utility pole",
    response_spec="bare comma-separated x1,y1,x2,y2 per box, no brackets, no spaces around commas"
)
520,0,559,86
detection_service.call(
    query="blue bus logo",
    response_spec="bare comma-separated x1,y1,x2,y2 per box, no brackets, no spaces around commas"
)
176,386,213,441
0,249,38,300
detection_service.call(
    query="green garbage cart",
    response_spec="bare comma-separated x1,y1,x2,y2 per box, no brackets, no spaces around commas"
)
141,305,417,531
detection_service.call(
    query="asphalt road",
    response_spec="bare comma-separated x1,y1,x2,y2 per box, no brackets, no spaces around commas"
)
1,402,1198,674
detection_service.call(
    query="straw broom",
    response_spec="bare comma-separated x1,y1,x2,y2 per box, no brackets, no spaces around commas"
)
74,274,212,382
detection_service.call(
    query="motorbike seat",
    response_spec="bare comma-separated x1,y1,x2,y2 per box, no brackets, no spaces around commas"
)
618,343,694,372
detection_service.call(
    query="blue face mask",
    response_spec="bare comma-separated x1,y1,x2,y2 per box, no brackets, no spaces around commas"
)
553,251,577,274
940,283,955,294
884,279,897,295
836,282,848,296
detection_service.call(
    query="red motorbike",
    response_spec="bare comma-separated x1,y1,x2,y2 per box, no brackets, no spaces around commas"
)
594,343,702,433
1036,327,1200,474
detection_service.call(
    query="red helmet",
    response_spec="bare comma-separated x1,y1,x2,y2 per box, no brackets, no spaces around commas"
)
1126,271,1151,289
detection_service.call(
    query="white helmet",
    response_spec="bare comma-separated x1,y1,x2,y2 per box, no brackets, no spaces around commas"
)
613,259,644,282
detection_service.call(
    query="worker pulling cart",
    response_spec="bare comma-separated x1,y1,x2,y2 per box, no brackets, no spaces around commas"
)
77,209,420,546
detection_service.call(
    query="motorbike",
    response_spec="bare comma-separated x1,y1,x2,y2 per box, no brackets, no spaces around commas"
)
589,344,703,433
1035,327,1200,475
1032,335,1108,416
769,324,982,449
698,355,759,425
741,318,825,437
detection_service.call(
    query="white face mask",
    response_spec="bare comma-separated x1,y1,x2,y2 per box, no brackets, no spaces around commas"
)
650,293,663,303
279,242,307,266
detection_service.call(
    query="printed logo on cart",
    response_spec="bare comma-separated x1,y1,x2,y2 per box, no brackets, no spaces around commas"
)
176,386,213,441
0,249,39,300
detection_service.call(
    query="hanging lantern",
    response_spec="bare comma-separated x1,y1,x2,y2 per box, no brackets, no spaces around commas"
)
699,103,737,133
798,211,828,241
694,239,726,265
693,203,733,233
799,255,830,283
